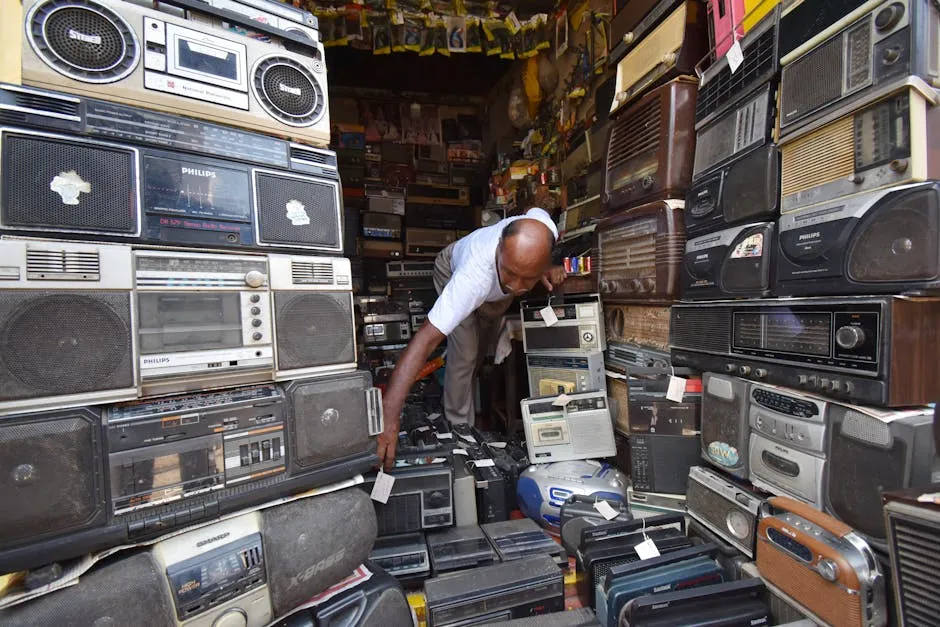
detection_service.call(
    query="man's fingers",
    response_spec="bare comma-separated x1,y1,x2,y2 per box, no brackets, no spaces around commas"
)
541,275,553,291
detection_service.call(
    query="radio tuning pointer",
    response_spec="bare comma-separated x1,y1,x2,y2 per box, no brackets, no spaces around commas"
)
244,270,267,288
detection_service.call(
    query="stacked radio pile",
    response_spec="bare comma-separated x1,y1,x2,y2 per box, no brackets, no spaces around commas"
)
0,0,413,623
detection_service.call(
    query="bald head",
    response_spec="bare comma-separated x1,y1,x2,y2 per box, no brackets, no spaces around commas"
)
496,218,555,296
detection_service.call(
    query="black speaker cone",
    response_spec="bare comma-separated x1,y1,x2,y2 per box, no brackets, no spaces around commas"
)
274,292,353,371
28,0,139,83
252,56,325,126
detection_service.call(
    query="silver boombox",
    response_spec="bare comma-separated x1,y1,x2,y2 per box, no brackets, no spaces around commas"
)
521,294,606,354
686,465,768,558
521,391,617,464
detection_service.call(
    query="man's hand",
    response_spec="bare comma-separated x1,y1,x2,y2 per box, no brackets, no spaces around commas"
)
540,265,568,291
375,427,399,471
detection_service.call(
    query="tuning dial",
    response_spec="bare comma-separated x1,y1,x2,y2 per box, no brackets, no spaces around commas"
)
738,366,752,376
641,176,654,190
817,558,840,582
875,2,905,31
427,490,448,508
629,279,643,292
583,331,595,343
250,306,261,315
890,158,909,173
600,280,615,293
662,52,678,65
882,46,902,64
244,270,267,288
212,608,248,627
623,32,635,45
836,326,866,350
641,278,656,292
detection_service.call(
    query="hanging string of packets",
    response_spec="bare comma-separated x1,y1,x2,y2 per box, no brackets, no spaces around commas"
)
303,0,550,57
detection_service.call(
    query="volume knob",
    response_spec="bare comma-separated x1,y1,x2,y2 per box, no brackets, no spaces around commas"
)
817,558,840,582
836,326,866,350
662,52,678,65
244,270,267,288
622,32,635,45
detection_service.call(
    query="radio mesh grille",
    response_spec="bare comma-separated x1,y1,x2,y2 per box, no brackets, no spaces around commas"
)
291,261,335,285
701,375,746,472
687,476,753,551
780,116,854,198
889,512,940,626
274,291,354,371
780,35,845,129
607,96,661,170
604,305,671,351
1,133,136,234
696,25,777,123
255,172,339,249
669,306,731,353
0,291,134,400
376,493,423,535
693,88,770,178
26,249,100,280
253,56,325,125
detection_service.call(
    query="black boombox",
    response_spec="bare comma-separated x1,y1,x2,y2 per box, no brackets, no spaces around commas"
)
0,84,343,254
0,372,383,574
682,221,776,300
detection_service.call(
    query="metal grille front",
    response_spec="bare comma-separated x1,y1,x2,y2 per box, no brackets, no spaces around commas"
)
780,116,855,199
780,34,846,130
888,505,940,626
0,291,134,400
669,306,731,353
252,56,325,126
376,493,423,535
274,291,354,371
255,171,340,250
1,132,137,234
696,25,778,123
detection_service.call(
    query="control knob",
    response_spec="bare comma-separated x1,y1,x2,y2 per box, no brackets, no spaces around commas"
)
662,52,678,65
738,366,752,376
244,270,267,288
835,326,865,350
816,558,840,582
213,608,249,627
641,278,656,292
622,32,635,44
875,2,905,31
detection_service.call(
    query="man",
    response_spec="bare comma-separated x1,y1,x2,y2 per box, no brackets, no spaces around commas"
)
377,207,566,469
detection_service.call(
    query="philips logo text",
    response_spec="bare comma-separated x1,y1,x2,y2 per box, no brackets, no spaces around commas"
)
798,232,820,241
182,167,217,178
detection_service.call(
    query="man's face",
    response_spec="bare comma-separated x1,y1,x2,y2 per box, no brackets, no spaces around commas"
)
496,245,545,296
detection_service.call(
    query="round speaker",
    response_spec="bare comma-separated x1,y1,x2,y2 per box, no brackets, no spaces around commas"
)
275,292,353,370
26,0,139,83
251,55,326,127
2,294,131,394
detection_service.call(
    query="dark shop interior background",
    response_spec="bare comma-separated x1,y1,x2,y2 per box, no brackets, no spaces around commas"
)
0,0,939,625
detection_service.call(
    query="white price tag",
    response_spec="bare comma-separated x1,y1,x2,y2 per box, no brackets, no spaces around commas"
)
458,433,478,444
666,376,687,403
452,448,470,456
727,39,744,73
540,305,559,327
488,441,507,448
473,459,496,468
436,432,454,440
370,470,395,504
635,537,661,560
553,393,571,407
593,500,620,520
427,413,442,421
415,426,431,433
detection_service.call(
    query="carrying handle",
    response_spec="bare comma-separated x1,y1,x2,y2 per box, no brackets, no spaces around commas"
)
769,496,853,538
318,590,368,627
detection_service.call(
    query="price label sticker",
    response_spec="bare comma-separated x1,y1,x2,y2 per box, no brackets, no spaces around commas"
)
540,305,559,327
593,500,620,520
506,11,522,34
473,459,496,468
727,39,744,73
666,376,687,403
635,537,661,560
370,469,395,504
436,432,454,440
415,426,431,432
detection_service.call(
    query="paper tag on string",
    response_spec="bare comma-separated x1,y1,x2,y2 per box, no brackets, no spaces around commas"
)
593,500,620,520
553,393,571,407
436,432,453,440
415,426,431,433
666,376,687,403
370,470,395,504
540,305,559,327
458,433,478,444
727,39,744,73
473,459,496,468
452,448,469,456
488,441,507,448
635,537,660,560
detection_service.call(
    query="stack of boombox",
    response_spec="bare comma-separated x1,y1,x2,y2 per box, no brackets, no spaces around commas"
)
0,0,394,611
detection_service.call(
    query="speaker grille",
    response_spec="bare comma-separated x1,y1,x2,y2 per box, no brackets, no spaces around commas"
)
0,291,134,401
887,508,940,627
701,375,746,472
274,291,354,372
0,408,105,546
252,55,325,126
1,132,137,234
693,87,771,179
255,171,340,250
285,371,374,471
670,306,731,352
696,24,777,123
722,144,779,224
27,0,139,83
779,33,845,129
376,493,423,535
847,189,940,283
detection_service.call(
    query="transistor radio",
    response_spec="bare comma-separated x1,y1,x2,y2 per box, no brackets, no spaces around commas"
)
686,465,767,558
603,303,671,352
521,391,617,463
609,0,684,65
366,185,406,215
604,342,671,375
18,0,331,147
521,293,606,354
603,78,697,214
779,0,940,136
363,462,453,535
670,296,940,406
777,181,940,296
406,183,469,206
682,221,776,299
597,200,685,303
756,496,887,627
780,80,940,213
405,228,457,258
686,143,780,237
362,212,402,239
609,1,708,115
525,352,606,398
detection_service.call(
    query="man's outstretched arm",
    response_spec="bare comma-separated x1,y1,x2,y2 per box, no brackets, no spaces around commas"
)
376,320,447,469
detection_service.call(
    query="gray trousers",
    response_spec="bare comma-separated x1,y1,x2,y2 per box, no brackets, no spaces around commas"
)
433,243,514,425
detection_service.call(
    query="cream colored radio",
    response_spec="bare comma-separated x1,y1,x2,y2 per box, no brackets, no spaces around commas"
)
609,0,707,116
780,79,940,213
18,0,330,146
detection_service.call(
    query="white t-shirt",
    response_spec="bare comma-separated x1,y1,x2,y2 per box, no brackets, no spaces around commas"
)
426,208,558,335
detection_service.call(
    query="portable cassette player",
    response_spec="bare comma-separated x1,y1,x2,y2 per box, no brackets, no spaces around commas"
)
682,221,776,300
779,0,940,135
609,1,708,115
670,296,940,406
521,293,605,354
525,352,606,398
603,78,697,214
597,200,685,303
521,391,617,463
0,83,343,254
604,303,672,352
18,0,331,146
779,80,940,214
777,181,940,296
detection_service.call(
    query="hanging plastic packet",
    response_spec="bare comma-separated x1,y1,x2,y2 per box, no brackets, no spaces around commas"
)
371,13,392,54
446,15,467,52
432,15,450,56
517,16,538,58
419,19,436,56
534,13,551,51
403,14,424,51
465,16,483,52
483,18,511,57
390,10,406,52
363,0,387,11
